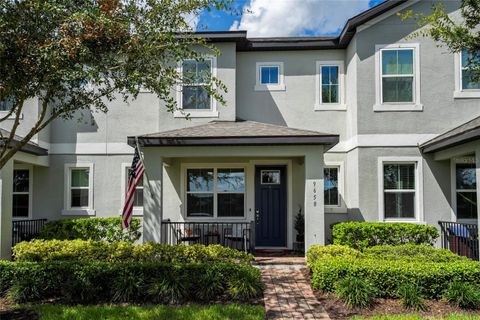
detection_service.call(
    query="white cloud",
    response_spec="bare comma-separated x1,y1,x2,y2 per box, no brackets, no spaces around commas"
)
183,12,200,30
230,0,372,37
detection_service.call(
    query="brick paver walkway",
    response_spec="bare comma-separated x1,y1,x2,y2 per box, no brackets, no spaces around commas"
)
256,257,330,320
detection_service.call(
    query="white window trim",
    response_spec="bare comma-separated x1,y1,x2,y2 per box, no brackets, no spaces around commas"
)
454,51,480,99
0,111,23,120
119,163,144,216
450,156,478,223
62,163,95,216
181,163,248,221
254,62,286,91
12,165,33,220
174,56,219,118
324,161,346,213
315,61,346,111
377,157,424,223
374,43,423,112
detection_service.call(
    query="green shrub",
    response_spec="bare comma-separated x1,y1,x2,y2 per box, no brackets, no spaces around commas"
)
331,222,439,250
335,276,376,308
310,256,480,299
364,244,465,262
397,283,426,311
306,245,360,269
0,260,263,304
444,282,480,309
13,240,253,264
38,217,141,243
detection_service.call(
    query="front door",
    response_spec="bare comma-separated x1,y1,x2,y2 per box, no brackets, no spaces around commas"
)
255,166,287,247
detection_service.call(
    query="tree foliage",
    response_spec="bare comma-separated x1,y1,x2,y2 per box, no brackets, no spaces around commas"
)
0,0,229,168
402,0,480,78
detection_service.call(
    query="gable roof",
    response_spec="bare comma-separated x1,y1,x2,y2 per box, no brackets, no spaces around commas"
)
128,120,339,149
421,116,480,153
194,0,409,51
0,129,48,156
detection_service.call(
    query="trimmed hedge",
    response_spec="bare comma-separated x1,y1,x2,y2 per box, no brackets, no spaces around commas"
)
331,222,439,250
0,260,263,303
363,244,466,262
39,217,141,243
310,256,480,299
306,245,360,269
13,240,253,264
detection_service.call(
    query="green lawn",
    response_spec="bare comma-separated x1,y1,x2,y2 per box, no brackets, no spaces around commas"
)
30,304,265,320
352,314,480,320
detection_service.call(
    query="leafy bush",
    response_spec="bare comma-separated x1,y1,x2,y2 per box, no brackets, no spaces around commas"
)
335,276,376,308
0,260,263,304
13,240,253,264
310,256,480,299
397,283,426,311
444,282,480,309
306,245,360,269
331,222,439,250
38,217,141,243
363,244,465,262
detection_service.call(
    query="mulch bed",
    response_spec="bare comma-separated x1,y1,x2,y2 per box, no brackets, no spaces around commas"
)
0,298,39,320
313,291,480,319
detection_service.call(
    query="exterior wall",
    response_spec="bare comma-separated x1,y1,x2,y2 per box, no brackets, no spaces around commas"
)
236,50,347,140
355,0,480,136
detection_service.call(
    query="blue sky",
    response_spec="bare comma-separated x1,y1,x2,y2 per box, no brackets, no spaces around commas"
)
197,0,386,37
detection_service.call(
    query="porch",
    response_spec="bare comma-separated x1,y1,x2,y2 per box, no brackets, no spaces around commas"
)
129,120,339,252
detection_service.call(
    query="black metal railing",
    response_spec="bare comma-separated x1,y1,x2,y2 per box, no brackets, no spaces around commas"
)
12,219,47,246
439,221,479,260
160,220,255,252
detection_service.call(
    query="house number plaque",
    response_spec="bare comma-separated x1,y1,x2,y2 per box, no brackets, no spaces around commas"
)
313,181,317,207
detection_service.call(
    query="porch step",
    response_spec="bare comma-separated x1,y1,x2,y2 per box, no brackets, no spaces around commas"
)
253,256,305,266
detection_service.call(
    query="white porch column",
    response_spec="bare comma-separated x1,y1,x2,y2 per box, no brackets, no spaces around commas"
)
304,147,325,252
0,159,13,259
142,151,163,243
476,147,480,261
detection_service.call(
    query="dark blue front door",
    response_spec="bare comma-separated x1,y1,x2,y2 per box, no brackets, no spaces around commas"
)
255,166,287,247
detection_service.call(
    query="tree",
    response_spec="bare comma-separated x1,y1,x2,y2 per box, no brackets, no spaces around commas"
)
402,0,480,79
0,0,229,169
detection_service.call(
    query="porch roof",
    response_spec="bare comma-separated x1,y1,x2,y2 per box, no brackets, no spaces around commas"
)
128,120,339,150
421,116,480,153
0,129,48,156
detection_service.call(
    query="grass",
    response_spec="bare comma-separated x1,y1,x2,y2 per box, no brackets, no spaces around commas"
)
352,314,480,320
29,304,265,320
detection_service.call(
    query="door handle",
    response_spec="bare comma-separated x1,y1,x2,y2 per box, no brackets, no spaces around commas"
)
255,209,260,224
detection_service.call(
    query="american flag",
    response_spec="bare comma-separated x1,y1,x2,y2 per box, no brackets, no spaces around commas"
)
122,146,145,229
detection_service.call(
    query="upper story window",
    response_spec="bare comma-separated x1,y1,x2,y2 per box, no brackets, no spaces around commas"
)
260,66,279,84
255,62,285,91
174,57,218,118
315,61,346,111
374,44,422,112
63,163,95,216
378,157,423,223
0,97,14,111
454,49,480,98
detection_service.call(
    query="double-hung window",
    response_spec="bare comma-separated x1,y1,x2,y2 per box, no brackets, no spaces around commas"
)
186,167,245,218
175,58,218,117
375,44,422,111
379,158,423,222
63,163,94,215
455,49,480,98
12,168,31,219
255,62,285,91
0,97,14,112
455,159,477,220
315,61,345,110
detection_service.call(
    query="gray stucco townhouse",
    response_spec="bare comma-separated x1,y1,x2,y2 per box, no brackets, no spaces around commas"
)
1,0,480,259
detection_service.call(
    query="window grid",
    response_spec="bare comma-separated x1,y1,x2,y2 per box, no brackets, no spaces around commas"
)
186,167,245,219
324,167,339,207
126,167,144,208
260,66,279,85
461,50,480,90
455,161,477,220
